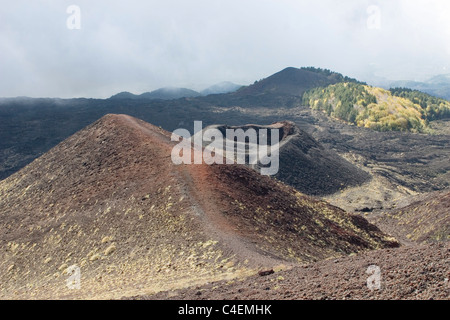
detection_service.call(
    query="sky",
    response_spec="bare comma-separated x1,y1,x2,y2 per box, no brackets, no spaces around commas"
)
1,0,450,98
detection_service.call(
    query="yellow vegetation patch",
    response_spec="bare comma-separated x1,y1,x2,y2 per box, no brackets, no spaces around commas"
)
104,244,117,256
89,253,101,261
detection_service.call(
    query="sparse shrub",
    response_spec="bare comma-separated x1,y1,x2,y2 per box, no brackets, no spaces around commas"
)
104,244,116,256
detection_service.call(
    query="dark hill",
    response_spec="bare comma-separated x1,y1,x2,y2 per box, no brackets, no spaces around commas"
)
235,67,359,96
109,91,137,100
194,121,371,195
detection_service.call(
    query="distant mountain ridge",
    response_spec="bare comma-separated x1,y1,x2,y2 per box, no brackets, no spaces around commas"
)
110,82,242,100
0,114,398,299
388,74,450,100
110,87,201,100
201,81,242,95
110,67,364,101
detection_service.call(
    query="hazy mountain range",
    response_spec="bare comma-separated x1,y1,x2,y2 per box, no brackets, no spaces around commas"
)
372,74,450,100
110,81,242,100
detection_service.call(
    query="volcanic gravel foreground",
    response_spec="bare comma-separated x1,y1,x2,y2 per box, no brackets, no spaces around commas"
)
139,243,449,300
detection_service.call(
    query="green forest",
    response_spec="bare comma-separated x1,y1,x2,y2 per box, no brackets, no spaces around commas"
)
302,83,450,133
302,83,377,123
390,87,450,121
301,67,366,85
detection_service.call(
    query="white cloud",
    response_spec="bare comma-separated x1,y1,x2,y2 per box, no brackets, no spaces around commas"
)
0,0,449,97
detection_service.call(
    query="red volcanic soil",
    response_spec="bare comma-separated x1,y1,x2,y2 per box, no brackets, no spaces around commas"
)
0,114,397,299
138,242,449,300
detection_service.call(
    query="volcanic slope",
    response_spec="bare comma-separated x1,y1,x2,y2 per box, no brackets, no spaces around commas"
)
0,114,397,299
235,67,353,97
194,121,370,196
367,190,450,244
